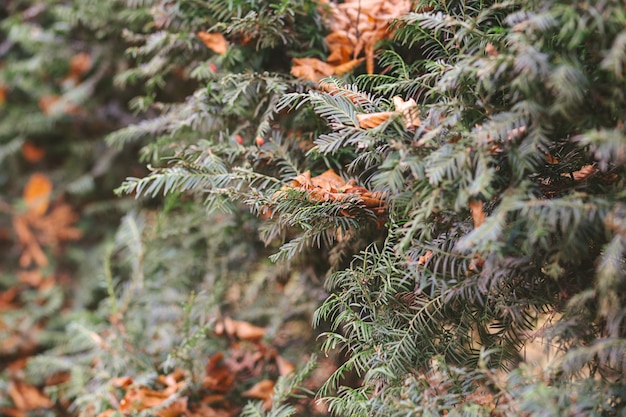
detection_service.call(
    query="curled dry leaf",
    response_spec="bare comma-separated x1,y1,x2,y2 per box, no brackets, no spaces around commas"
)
197,31,229,55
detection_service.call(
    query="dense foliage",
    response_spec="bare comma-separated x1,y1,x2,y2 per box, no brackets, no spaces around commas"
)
1,0,625,416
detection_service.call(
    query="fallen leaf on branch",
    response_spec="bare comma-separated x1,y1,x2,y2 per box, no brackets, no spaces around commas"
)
314,0,412,76
275,169,386,216
290,57,336,82
393,96,420,129
21,142,45,163
23,173,52,216
198,31,229,55
418,251,433,266
356,111,393,129
14,179,83,268
203,353,235,393
545,153,559,164
566,164,598,181
275,355,295,376
7,379,53,411
0,84,7,105
469,199,485,228
216,317,266,341
242,379,275,410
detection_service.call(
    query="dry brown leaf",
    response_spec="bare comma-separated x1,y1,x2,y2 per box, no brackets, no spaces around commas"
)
197,31,229,55
356,111,393,129
8,379,54,410
290,57,335,82
309,169,346,192
393,96,420,129
217,317,266,341
23,173,52,216
108,376,132,389
275,355,295,376
469,200,485,229
68,52,92,79
0,84,7,105
568,164,598,181
204,353,235,393
545,153,559,164
418,251,433,266
277,169,386,214
333,58,365,75
242,379,275,410
21,142,45,163
485,43,498,57
119,387,168,412
13,216,48,268
189,402,233,417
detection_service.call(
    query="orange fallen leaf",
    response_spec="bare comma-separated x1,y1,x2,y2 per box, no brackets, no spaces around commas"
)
545,153,559,164
204,353,235,393
216,316,266,341
275,355,295,376
197,31,229,55
568,164,598,181
485,43,498,57
242,379,275,410
68,52,92,79
290,57,335,82
23,173,52,216
119,387,168,412
333,58,365,75
469,200,485,229
21,142,45,163
418,251,433,266
8,379,54,410
356,111,394,129
13,215,48,268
